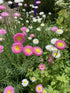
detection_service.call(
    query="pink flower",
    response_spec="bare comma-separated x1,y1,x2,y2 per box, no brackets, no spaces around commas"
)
0,5,6,10
33,47,43,56
22,31,27,36
11,43,23,54
14,33,25,43
35,84,43,93
39,64,45,71
41,58,44,62
20,27,27,32
14,13,20,17
36,1,41,4
4,86,14,93
1,12,9,17
30,34,35,38
0,45,4,53
0,16,3,20
0,29,6,35
55,40,66,50
23,45,33,56
24,3,27,7
51,27,58,32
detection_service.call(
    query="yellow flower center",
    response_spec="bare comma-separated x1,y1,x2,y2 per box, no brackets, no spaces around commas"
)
35,49,41,53
57,42,63,47
15,45,20,50
0,38,2,40
34,40,38,42
43,90,46,93
26,49,31,53
24,81,27,84
17,36,22,41
32,78,35,80
38,87,41,91
7,90,11,93
50,47,52,49
54,53,58,56
58,30,61,33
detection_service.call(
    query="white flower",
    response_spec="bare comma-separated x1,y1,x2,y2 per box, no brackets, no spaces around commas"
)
0,0,3,4
43,89,47,93
22,9,26,12
8,1,12,4
34,6,38,9
36,27,41,31
29,4,34,7
14,0,21,3
31,77,36,82
26,20,29,23
42,15,46,18
26,29,29,32
33,39,39,44
18,3,23,6
28,26,33,29
52,47,58,52
33,18,37,22
51,38,59,44
52,51,61,58
28,37,32,40
56,29,63,34
20,0,24,2
48,12,51,15
22,79,29,87
39,12,44,15
37,18,42,23
45,45,54,51
41,23,44,26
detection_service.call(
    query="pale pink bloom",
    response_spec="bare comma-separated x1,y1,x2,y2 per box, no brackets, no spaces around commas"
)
33,47,43,56
55,40,66,50
30,34,35,38
14,33,25,43
0,29,6,35
36,1,41,4
1,12,9,17
35,84,43,93
41,58,44,62
4,86,14,93
20,27,27,32
51,27,58,32
11,43,23,54
22,24,24,26
23,45,33,56
22,31,27,36
39,64,45,71
0,16,3,20
0,5,6,10
0,45,4,53
24,3,27,7
14,13,20,17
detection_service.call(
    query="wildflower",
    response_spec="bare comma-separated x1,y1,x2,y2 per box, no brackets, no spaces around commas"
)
22,79,29,87
43,89,47,93
36,1,41,4
0,45,4,53
41,58,44,62
56,29,63,34
36,84,43,93
0,38,4,41
4,86,14,93
1,12,9,17
39,12,44,15
39,64,45,71
30,34,35,38
11,43,23,54
23,45,33,56
0,16,2,20
26,20,29,23
55,40,66,50
28,37,32,40
0,5,6,10
51,38,59,44
31,77,36,82
45,45,54,51
41,23,45,26
14,13,20,17
33,39,39,44
26,29,29,32
51,27,58,32
20,27,27,32
14,33,25,43
33,18,37,22
28,26,33,29
18,3,23,6
22,31,27,36
8,1,13,4
0,29,6,35
52,51,61,58
36,27,41,31
48,12,51,15
33,47,43,56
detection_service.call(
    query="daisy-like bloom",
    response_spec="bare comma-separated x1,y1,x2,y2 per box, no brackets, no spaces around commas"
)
43,89,47,93
41,23,45,27
55,40,66,50
0,16,2,20
33,39,39,44
42,14,46,18
14,33,25,43
1,12,9,17
8,1,13,4
39,12,44,15
52,47,58,52
48,12,51,15
31,77,36,82
23,45,33,56
18,3,23,6
39,64,45,71
26,29,29,32
52,51,61,58
33,18,37,22
41,58,44,62
30,34,35,38
45,45,54,51
4,86,14,93
0,45,4,53
51,27,58,32
28,37,32,40
36,27,41,31
56,29,63,34
37,18,42,23
35,84,43,93
14,13,20,17
0,29,6,35
0,5,6,10
26,20,29,23
51,38,59,44
28,26,33,29
22,79,29,87
11,43,23,54
36,1,41,4
0,38,4,41
33,47,43,56
21,27,27,32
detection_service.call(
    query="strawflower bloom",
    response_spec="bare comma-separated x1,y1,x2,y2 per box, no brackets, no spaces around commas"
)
33,39,39,44
39,64,45,71
52,51,61,58
51,38,59,44
14,13,20,17
36,1,41,4
0,29,6,35
0,5,6,10
33,47,43,56
11,43,23,54
28,37,32,40
31,77,36,82
36,84,43,93
24,3,27,7
4,86,14,93
51,27,58,32
41,58,44,62
56,29,63,34
23,45,33,56
1,12,9,17
0,45,4,53
21,27,27,31
43,89,47,93
55,40,66,50
45,45,54,51
22,79,29,87
0,16,3,20
30,34,35,38
14,33,25,43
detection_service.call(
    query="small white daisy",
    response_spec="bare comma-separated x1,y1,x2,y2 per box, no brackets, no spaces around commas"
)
51,38,59,44
37,18,42,23
52,47,58,52
33,39,39,44
26,29,29,32
45,45,54,51
22,79,29,87
26,20,29,23
39,12,44,15
52,51,61,58
36,27,41,31
41,23,45,27
31,77,36,82
42,15,46,18
28,26,33,29
8,1,13,4
33,18,37,22
28,37,32,40
18,3,23,6
56,29,63,34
